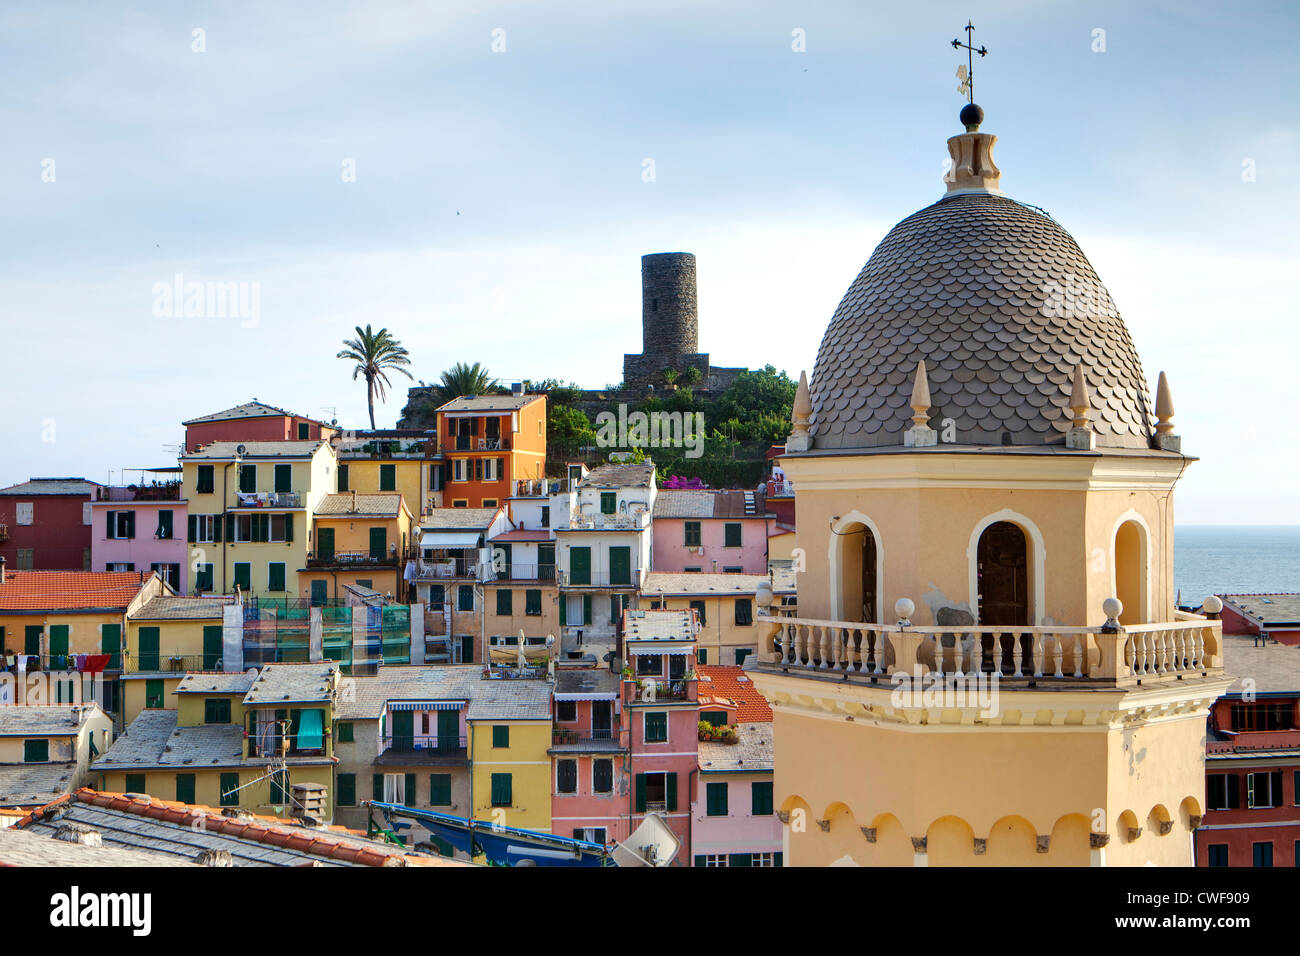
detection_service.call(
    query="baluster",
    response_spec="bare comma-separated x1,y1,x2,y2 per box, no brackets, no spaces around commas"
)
1072,634,1084,679
1052,633,1064,678
951,632,964,679
1030,632,1043,678
1193,628,1205,669
814,626,827,670
1011,631,1024,678
793,624,806,667
932,635,944,677
1171,631,1183,673
1133,633,1146,674
873,631,886,675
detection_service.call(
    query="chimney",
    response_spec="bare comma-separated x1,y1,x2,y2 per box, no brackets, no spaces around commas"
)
0,556,6,584
512,382,525,396
53,823,102,847
195,848,234,866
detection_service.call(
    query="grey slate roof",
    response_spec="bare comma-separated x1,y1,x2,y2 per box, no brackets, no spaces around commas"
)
651,489,759,519
465,679,552,721
437,394,543,413
177,673,256,695
698,723,774,773
0,763,79,807
421,508,500,530
1220,634,1300,696
644,572,777,597
132,595,231,621
1222,594,1300,628
623,609,696,643
0,478,102,496
554,669,621,697
183,401,314,425
243,662,337,705
315,493,407,517
0,706,93,737
0,826,197,866
578,462,656,489
334,666,551,721
183,440,324,460
97,709,333,771
809,193,1157,451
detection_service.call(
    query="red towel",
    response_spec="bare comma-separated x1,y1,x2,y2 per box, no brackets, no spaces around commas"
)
81,654,113,674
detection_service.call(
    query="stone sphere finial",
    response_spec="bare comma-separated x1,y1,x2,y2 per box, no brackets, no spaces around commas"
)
895,597,915,625
960,102,984,132
1102,596,1123,632
1202,595,1223,615
755,579,774,608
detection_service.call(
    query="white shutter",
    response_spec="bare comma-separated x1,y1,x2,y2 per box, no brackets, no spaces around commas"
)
15,502,33,525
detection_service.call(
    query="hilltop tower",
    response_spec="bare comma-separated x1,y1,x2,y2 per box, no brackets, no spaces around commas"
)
623,253,711,390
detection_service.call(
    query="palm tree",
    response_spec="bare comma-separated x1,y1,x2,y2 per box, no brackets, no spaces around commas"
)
337,325,414,429
436,361,499,403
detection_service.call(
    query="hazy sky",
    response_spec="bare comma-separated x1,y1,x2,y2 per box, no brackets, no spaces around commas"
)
1,1,1296,524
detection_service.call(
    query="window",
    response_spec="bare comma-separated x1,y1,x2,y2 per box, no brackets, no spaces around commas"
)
233,563,251,593
106,510,136,540
492,725,510,748
452,460,465,482
482,498,497,508
270,770,289,806
239,464,256,493
274,463,292,493
636,771,675,812
16,549,34,570
496,589,513,616
106,562,136,572
334,773,356,807
204,698,231,724
601,492,617,514
23,739,49,763
145,679,164,709
752,853,779,867
298,422,310,439
156,509,174,539
1207,774,1240,810
428,584,445,608
593,759,613,794
734,598,753,626
1247,771,1283,809
125,774,145,794
723,566,744,573
687,599,707,625
525,589,542,616
636,655,662,677
706,781,729,816
574,827,607,845
540,506,550,528
644,712,668,743
699,854,728,867
452,499,468,508
684,521,701,547
556,700,576,723
220,772,240,807
378,773,406,805
700,710,728,727
380,464,396,491
491,773,513,807
430,774,452,806
196,465,214,494
150,563,181,590
458,585,475,612
1231,702,1296,732
196,563,214,592
176,773,196,805
752,781,774,816
724,522,742,547
336,722,354,743
190,513,216,543
268,563,286,592
1253,842,1274,867
1207,844,1229,867
557,759,578,794
338,465,349,492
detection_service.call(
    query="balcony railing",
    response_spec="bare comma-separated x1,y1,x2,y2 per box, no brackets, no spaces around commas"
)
482,563,555,582
552,727,615,744
381,734,467,754
247,736,327,758
567,511,648,531
124,652,218,674
558,569,638,588
755,599,1223,689
514,478,569,496
96,483,182,502
233,491,302,508
307,550,401,568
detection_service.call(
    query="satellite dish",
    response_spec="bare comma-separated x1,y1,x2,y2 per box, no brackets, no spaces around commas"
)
611,813,679,867
236,444,247,456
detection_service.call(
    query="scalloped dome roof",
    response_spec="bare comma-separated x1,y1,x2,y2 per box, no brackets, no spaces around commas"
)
809,191,1156,450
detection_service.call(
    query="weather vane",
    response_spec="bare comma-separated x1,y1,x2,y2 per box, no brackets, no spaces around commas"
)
951,20,987,105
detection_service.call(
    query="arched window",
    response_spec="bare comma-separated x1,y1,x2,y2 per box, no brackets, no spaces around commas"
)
830,514,883,624
1113,518,1147,625
976,521,1029,627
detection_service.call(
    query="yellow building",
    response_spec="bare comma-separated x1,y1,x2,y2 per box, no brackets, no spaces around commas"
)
121,595,234,723
300,492,415,604
97,662,338,819
180,439,335,598
467,679,553,834
0,703,114,809
336,432,439,520
745,106,1232,867
643,571,794,667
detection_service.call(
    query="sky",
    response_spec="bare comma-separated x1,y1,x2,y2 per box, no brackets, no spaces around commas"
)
0,0,1296,524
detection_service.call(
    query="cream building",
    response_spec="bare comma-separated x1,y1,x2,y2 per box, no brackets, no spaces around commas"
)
746,102,1232,867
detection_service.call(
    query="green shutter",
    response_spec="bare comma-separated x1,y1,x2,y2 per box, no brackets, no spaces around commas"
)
187,514,197,543
559,596,567,626
219,772,240,807
145,678,164,709
284,513,293,542
268,563,286,592
525,589,541,615
275,464,292,493
404,773,416,807
601,491,616,514
225,513,235,542
234,563,251,592
694,855,706,868
666,772,677,812
380,464,396,491
373,773,384,802
337,721,354,743
635,774,647,812
429,774,451,806
684,521,700,547
101,623,121,670
583,594,592,626
496,589,512,616
240,465,256,493
24,739,49,763
775,852,783,867
707,781,728,816
176,773,196,804
202,625,223,669
48,625,69,661
317,527,335,562
725,523,742,547
729,853,752,867
609,547,631,586
338,465,349,492
569,547,590,585
369,526,387,560
492,725,510,748
338,773,356,807
212,513,222,543
124,774,145,794
138,627,160,671
24,625,42,656
752,781,774,816
491,773,512,806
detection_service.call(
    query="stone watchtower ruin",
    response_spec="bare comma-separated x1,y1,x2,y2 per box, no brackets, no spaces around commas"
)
622,252,714,391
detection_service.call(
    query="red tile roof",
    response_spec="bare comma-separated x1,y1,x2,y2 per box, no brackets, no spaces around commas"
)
697,665,773,722
0,571,150,611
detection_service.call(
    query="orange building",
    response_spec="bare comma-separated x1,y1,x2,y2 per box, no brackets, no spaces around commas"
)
436,393,547,509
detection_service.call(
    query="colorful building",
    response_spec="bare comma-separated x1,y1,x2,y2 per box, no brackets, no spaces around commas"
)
88,486,187,591
180,439,336,598
550,668,626,846
120,595,235,723
435,392,547,509
466,676,554,835
96,662,339,818
414,507,508,664
621,608,698,864
0,704,114,810
746,105,1232,866
182,400,337,452
1219,594,1300,647
651,489,769,575
0,478,102,572
644,571,794,667
1196,630,1300,867
336,429,441,520
692,665,781,866
302,492,416,604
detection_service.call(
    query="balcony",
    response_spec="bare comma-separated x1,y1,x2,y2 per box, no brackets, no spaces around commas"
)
378,735,468,764
552,727,615,744
124,652,218,674
482,563,555,582
96,482,182,502
307,550,402,569
514,478,569,496
567,511,648,531
629,678,695,702
247,735,327,759
0,523,8,543
753,599,1224,690
558,569,638,589
233,491,302,508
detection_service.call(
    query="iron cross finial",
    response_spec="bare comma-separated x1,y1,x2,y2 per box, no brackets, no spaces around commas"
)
951,20,988,104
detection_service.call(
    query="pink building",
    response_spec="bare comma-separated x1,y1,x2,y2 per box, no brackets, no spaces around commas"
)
183,400,335,452
691,665,782,867
550,668,626,846
622,608,699,865
88,490,188,593
651,490,768,575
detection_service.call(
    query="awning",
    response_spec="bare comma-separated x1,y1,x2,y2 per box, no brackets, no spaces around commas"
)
388,701,463,711
421,531,482,548
628,642,695,656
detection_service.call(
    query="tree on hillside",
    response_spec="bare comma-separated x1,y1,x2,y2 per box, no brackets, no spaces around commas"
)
436,362,500,403
336,324,414,430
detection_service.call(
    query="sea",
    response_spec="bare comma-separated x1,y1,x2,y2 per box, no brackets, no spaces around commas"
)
1174,526,1300,607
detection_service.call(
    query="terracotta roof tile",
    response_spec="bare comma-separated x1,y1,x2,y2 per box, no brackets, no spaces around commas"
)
697,665,773,722
0,570,151,611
